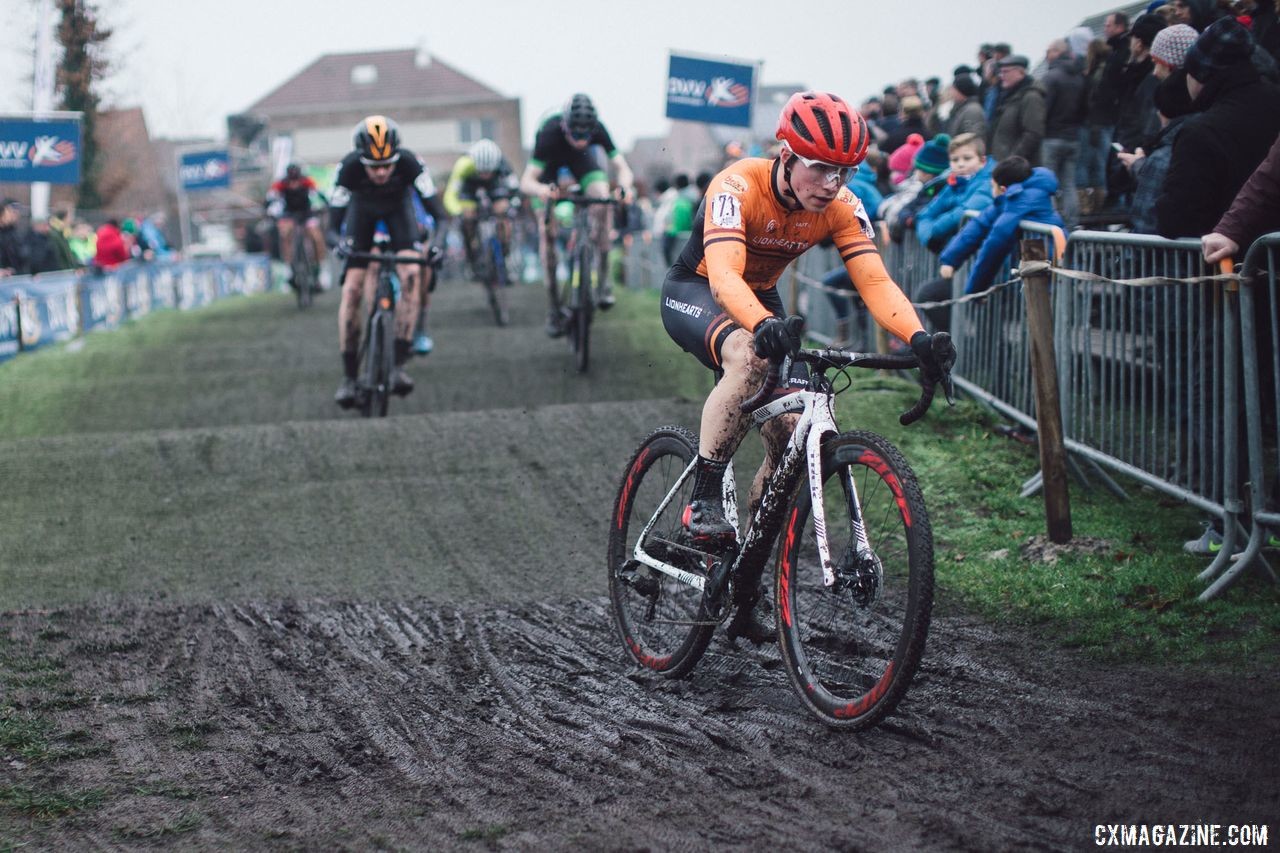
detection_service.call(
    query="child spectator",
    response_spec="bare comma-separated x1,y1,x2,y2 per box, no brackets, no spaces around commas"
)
887,133,926,185
93,219,131,270
914,156,1065,332
915,133,997,252
881,134,951,241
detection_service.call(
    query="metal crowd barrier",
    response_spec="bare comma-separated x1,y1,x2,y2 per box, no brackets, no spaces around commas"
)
1214,233,1280,598
0,255,273,361
620,210,1277,599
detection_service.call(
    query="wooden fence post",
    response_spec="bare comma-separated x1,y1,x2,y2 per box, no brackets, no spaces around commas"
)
1021,239,1073,543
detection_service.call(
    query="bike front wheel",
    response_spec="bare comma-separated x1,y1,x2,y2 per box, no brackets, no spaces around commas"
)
293,234,315,309
574,244,593,373
775,430,934,729
607,426,716,678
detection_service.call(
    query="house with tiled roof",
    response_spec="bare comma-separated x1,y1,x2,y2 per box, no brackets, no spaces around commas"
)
245,47,522,180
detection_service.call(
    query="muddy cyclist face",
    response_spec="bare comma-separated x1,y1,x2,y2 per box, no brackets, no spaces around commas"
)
364,162,395,185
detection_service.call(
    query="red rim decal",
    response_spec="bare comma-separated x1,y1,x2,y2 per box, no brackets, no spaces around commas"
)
833,661,895,719
617,448,651,529
857,450,911,527
627,637,671,670
779,506,800,627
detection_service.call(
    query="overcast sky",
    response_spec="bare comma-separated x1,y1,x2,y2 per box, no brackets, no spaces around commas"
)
3,0,1117,149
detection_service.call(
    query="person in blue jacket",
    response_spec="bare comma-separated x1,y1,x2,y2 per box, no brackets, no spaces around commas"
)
915,156,1064,332
914,133,996,252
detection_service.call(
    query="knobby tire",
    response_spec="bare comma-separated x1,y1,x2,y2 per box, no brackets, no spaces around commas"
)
774,430,934,729
607,426,717,678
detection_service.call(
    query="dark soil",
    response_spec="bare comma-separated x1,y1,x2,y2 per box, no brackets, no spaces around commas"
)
2,278,1276,850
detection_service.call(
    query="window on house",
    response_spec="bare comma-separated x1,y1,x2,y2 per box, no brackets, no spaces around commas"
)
351,64,378,86
458,119,497,144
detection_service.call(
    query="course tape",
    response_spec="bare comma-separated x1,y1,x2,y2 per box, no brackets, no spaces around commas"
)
796,259,1250,311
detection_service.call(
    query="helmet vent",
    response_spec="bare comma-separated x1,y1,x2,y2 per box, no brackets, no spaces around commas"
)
811,108,835,150
837,112,853,153
789,113,814,143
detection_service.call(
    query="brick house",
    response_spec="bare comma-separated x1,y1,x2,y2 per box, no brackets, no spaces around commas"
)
244,47,523,182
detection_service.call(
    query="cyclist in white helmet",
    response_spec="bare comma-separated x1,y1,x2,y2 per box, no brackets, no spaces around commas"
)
443,138,518,274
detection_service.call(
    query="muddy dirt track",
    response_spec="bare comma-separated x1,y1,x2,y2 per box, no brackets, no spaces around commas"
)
2,279,1277,850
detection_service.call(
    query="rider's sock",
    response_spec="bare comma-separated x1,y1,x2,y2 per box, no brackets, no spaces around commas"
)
394,339,411,367
342,350,359,379
691,455,729,503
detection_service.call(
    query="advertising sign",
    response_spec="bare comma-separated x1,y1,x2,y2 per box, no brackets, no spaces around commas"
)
179,149,232,191
0,114,83,184
665,53,757,128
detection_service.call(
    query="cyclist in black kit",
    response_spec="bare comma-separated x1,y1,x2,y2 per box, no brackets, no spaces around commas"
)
328,115,446,408
267,163,327,281
518,93,635,336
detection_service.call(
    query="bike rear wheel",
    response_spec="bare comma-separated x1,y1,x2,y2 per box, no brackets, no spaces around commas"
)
775,430,933,729
607,426,717,678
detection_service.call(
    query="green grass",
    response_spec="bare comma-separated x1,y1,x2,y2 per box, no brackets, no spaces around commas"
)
834,375,1280,666
0,785,105,818
0,291,285,439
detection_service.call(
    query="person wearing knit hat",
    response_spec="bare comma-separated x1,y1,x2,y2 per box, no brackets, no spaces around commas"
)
1151,23,1200,76
1185,16,1256,83
914,134,952,177
887,133,925,184
1154,15,1280,237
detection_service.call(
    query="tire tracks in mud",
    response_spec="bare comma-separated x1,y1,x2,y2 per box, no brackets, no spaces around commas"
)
4,598,1276,850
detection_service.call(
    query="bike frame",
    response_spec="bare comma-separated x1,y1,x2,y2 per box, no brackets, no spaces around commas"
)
631,363,867,592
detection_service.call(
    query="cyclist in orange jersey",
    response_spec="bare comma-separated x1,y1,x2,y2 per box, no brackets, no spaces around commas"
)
660,92,956,640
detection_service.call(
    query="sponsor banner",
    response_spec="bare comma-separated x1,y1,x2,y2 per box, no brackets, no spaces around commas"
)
179,148,232,191
665,53,756,128
0,115,83,184
0,255,270,361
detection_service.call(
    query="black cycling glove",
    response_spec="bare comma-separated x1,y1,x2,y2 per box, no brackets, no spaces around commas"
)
910,330,957,389
752,315,804,361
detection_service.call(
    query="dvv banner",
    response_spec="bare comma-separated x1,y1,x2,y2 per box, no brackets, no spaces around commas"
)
0,114,83,184
179,149,231,191
665,53,757,128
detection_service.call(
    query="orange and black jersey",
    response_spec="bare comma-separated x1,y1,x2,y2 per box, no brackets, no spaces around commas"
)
675,157,923,342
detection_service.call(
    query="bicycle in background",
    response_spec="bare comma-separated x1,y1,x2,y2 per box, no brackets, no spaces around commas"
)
470,188,514,327
545,194,617,373
340,247,435,418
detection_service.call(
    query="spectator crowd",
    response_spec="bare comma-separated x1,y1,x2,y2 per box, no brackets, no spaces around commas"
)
0,201,174,280
820,0,1280,323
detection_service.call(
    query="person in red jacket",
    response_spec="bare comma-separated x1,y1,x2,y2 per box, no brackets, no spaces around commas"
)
93,219,131,269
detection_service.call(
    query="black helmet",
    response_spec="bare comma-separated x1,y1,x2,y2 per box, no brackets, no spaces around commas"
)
285,163,302,179
561,93,597,141
353,115,401,165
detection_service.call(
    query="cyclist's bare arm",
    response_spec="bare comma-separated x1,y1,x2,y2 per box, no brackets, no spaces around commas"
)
519,162,555,201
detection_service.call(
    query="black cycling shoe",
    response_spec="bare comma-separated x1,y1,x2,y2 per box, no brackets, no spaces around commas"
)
545,308,568,338
334,377,357,409
597,283,616,311
391,367,414,396
682,499,736,545
725,598,773,646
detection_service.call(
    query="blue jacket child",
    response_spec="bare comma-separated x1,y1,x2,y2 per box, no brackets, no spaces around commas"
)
915,156,996,250
939,162,1064,295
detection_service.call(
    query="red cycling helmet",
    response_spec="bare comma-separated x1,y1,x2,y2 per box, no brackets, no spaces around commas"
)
775,91,870,168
